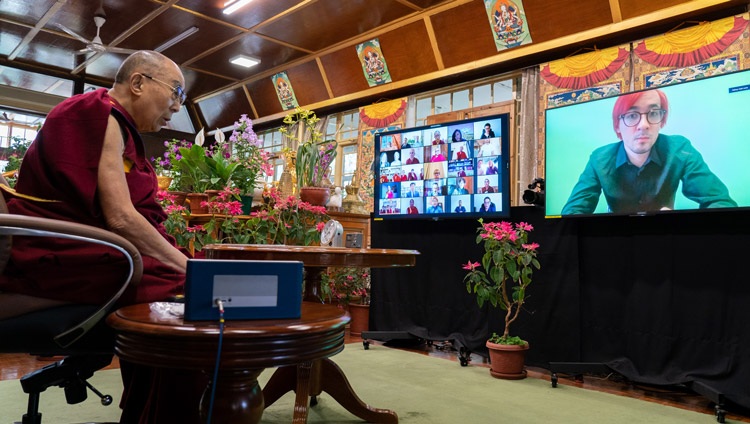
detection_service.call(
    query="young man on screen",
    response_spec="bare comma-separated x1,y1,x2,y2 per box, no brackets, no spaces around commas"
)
562,88,736,215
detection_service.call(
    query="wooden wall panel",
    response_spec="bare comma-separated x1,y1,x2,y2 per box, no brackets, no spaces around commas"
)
284,60,329,105
246,60,329,118
522,0,614,43
197,87,249,129
376,20,439,80
619,0,692,20
246,78,280,118
431,1,499,68
320,48,371,98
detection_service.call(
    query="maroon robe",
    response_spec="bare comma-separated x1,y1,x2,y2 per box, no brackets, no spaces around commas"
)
0,88,189,305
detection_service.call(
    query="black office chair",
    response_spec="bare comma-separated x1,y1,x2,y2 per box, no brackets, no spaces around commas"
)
0,182,143,424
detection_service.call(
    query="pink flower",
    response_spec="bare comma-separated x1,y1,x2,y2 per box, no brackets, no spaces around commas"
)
316,222,326,232
462,261,480,271
522,242,540,251
516,222,534,232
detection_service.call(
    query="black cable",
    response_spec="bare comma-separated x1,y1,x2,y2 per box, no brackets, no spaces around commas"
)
206,300,225,424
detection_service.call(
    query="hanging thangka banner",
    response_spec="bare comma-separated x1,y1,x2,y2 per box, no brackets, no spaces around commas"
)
356,38,392,87
484,0,532,51
272,71,299,110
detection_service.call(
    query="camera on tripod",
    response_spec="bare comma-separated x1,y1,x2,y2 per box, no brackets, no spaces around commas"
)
522,178,545,207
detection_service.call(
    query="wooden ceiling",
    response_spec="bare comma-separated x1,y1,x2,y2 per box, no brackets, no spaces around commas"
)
1,0,747,132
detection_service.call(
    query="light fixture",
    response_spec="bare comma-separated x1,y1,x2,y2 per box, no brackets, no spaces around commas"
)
230,55,261,68
223,0,253,15
155,26,199,53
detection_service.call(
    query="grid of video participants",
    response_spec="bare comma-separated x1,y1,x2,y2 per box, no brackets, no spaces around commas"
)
377,118,504,216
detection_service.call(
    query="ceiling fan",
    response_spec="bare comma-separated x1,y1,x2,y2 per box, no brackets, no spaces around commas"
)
55,2,137,56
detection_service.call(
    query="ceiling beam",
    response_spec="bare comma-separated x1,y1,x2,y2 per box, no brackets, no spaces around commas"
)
7,0,67,61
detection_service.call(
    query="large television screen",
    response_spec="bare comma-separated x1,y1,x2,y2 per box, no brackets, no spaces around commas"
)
373,114,511,220
545,68,750,218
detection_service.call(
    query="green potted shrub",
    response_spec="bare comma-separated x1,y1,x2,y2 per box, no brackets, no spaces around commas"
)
463,219,540,379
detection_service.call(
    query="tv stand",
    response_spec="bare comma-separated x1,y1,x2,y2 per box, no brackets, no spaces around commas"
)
548,362,728,423
360,331,421,350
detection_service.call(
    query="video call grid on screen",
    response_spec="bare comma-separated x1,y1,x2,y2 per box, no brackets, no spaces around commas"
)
545,68,750,218
374,114,511,220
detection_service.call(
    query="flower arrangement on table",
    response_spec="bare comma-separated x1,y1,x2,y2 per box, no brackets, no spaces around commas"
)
322,267,371,307
152,114,272,196
157,185,330,251
280,108,337,189
462,219,540,346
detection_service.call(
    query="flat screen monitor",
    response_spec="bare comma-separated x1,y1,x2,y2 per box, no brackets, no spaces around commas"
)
545,68,750,218
373,113,511,220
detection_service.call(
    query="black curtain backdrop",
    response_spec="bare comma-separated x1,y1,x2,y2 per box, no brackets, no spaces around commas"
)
370,206,750,411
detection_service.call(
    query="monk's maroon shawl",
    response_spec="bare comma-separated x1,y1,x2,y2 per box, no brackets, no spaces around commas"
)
0,88,188,305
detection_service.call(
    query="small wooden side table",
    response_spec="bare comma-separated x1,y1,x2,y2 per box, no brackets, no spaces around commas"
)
108,302,354,423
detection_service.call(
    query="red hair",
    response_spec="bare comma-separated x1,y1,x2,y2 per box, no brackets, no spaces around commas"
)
612,89,669,137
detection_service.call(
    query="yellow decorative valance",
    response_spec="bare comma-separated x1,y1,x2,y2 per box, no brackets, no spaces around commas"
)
359,99,407,128
540,46,629,89
634,15,748,67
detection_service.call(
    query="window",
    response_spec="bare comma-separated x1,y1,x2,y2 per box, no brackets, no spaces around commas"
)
324,110,359,189
257,128,284,183
413,75,518,126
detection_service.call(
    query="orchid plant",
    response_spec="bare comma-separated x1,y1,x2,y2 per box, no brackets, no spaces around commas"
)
159,114,272,195
280,108,337,188
228,114,273,196
463,219,541,345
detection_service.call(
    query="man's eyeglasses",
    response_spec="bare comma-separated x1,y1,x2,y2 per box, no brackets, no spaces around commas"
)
619,109,665,127
140,73,186,105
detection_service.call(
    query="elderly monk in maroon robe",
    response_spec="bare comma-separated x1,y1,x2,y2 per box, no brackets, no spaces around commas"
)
0,51,205,424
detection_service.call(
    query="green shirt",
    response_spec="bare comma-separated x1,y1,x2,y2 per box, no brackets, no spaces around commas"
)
562,134,736,215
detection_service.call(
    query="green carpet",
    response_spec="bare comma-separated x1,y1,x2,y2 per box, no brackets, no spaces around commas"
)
0,345,714,423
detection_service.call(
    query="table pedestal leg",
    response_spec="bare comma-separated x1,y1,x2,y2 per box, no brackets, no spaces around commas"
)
200,368,265,424
263,359,398,423
303,266,325,303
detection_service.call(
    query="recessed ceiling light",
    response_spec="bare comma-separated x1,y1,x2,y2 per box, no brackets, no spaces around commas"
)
230,55,261,68
223,0,253,15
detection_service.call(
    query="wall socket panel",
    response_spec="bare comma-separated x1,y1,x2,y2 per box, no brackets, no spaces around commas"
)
345,233,363,248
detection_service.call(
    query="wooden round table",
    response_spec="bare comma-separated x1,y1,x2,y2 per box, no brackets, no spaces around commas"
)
203,244,419,302
107,301,350,423
201,244,419,423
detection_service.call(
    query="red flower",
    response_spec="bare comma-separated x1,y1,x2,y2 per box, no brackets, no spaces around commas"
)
462,261,480,271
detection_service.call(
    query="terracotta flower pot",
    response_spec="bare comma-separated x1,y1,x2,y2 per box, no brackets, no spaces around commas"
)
348,303,370,337
186,193,209,214
486,340,529,380
299,186,330,207
167,191,188,207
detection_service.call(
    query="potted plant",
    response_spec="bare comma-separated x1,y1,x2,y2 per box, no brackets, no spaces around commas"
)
151,138,192,204
226,114,273,213
322,267,371,336
463,219,540,379
2,136,31,187
280,108,337,206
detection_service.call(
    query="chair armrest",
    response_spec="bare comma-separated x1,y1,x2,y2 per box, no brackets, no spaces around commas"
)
0,214,144,348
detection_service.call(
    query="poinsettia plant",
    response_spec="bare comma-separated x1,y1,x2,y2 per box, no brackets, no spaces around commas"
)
157,186,329,251
463,219,540,346
322,267,371,307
